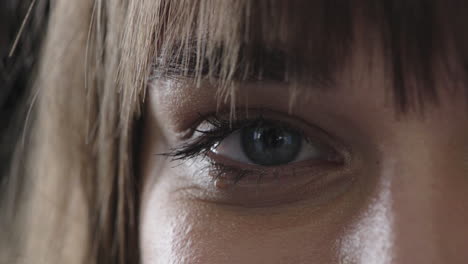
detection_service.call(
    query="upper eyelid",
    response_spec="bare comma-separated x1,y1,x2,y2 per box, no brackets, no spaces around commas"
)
169,108,350,161
167,116,303,161
207,114,350,162
196,116,308,141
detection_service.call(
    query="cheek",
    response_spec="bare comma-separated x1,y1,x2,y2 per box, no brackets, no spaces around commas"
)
338,177,394,264
140,169,381,264
140,186,328,264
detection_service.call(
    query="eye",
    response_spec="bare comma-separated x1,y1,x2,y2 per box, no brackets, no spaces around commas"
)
166,114,350,205
212,121,332,166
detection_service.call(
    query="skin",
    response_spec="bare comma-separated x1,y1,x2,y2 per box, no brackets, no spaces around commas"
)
139,40,468,263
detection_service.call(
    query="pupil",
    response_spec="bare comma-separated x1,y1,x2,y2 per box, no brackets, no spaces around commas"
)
241,124,301,166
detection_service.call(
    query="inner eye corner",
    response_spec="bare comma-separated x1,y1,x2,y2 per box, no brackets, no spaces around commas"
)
329,143,352,166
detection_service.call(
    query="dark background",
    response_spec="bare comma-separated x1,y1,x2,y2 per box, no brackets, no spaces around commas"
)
0,0,49,183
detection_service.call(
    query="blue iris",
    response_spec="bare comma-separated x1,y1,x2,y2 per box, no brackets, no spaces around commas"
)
241,124,302,166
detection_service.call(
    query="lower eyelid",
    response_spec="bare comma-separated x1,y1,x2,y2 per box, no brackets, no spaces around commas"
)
180,160,354,208
205,150,344,185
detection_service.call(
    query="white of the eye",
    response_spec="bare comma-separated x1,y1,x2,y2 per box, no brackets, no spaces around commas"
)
211,130,324,165
295,139,323,162
211,130,251,163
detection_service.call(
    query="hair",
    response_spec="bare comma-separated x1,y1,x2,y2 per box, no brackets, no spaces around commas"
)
0,0,49,190
2,0,468,263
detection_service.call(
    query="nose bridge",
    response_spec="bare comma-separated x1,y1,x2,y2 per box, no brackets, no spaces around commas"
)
339,174,395,264
389,138,441,263
382,129,468,264
339,131,468,264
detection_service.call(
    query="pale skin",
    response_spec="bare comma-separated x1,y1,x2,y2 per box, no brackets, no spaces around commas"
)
139,40,468,263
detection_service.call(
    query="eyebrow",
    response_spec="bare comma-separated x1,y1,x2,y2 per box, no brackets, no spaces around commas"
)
152,42,337,87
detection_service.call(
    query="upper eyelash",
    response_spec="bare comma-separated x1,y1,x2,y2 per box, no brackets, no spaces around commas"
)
162,115,238,161
162,115,252,161
162,114,307,162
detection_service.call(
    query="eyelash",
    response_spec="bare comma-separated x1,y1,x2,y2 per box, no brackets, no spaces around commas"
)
163,114,310,184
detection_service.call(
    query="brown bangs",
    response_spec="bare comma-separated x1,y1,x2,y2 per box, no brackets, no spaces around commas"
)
152,0,468,112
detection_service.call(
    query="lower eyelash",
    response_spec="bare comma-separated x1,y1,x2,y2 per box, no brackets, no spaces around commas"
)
162,145,267,185
208,161,267,185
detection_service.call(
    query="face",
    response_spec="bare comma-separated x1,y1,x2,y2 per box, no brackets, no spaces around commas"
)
138,24,468,264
